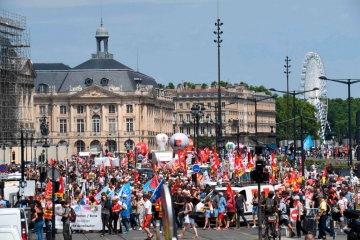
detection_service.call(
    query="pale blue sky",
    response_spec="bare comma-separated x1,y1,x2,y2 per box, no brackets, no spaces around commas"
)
3,0,360,99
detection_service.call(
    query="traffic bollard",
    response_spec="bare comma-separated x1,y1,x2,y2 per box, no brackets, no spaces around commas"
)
156,220,161,240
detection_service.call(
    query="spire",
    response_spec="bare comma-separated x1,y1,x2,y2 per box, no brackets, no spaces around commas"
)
101,17,103,27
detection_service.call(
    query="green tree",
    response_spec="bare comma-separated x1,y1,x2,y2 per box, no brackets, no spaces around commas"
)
201,83,208,89
211,81,217,87
240,81,248,87
167,82,175,89
158,83,166,89
190,136,214,148
249,85,272,96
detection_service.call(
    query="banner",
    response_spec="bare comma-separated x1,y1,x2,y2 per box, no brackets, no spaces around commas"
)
94,157,119,167
55,204,102,230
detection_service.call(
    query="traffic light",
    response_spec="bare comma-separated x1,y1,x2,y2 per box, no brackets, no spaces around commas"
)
12,151,15,161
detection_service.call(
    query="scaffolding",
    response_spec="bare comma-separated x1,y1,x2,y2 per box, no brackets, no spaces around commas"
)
0,10,35,145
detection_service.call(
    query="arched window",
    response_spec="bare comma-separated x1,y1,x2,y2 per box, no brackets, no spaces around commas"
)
75,140,85,152
106,140,117,152
90,140,100,152
92,115,100,132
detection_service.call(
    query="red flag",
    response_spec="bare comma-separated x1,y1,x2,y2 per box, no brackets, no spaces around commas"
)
172,179,179,195
248,152,254,170
211,147,220,172
49,158,55,166
55,177,64,197
149,175,159,190
271,151,277,171
45,179,52,197
200,149,206,163
100,161,105,173
226,183,234,197
134,171,139,184
178,148,187,171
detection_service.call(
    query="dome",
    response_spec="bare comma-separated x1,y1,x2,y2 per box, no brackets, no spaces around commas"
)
96,26,109,38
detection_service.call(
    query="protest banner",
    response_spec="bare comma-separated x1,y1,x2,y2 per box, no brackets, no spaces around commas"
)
55,204,102,230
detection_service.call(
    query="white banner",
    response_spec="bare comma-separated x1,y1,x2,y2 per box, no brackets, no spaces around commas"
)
94,157,119,167
55,204,102,230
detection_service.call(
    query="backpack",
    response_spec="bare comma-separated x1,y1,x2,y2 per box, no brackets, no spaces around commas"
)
280,202,290,216
331,204,340,213
265,198,275,214
69,207,76,222
325,203,331,215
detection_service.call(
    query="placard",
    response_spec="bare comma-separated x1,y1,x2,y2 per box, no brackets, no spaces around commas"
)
55,204,102,230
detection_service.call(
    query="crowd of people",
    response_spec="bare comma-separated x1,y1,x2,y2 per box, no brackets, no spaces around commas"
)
0,146,359,240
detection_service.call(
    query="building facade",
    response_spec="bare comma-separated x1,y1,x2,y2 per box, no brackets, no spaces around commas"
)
171,83,276,147
32,23,173,155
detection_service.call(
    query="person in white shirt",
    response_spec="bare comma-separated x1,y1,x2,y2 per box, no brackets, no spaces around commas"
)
142,194,153,240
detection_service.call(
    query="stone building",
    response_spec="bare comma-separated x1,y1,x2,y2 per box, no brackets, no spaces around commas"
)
170,83,276,147
32,22,174,155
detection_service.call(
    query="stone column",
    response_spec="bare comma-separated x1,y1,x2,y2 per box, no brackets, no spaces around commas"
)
101,104,105,133
86,105,90,133
69,104,73,132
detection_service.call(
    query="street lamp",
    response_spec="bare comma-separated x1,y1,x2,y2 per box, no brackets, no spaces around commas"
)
319,76,360,166
269,88,318,157
191,103,205,160
34,145,37,168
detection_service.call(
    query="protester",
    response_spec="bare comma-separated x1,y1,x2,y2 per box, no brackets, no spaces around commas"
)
177,196,198,239
203,195,212,230
32,202,44,240
100,194,112,236
142,193,153,240
57,200,70,240
111,197,121,234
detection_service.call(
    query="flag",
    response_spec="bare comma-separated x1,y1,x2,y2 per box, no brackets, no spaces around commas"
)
271,151,277,171
226,182,234,197
100,161,105,174
95,185,109,202
203,170,210,183
55,177,64,197
142,179,155,193
248,151,254,170
211,147,220,172
303,135,314,150
107,189,114,198
178,147,188,171
322,166,326,184
149,175,159,190
49,158,55,165
121,182,132,209
45,179,52,197
172,179,179,195
80,181,87,204
134,170,139,184
149,179,165,202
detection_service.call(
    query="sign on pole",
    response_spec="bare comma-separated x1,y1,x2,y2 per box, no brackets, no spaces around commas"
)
192,164,200,173
0,173,8,179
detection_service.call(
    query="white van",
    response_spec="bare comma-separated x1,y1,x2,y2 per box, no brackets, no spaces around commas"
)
0,208,29,240
194,184,275,227
0,225,22,240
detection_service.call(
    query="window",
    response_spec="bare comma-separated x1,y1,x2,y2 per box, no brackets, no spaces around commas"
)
39,84,48,93
179,114,183,122
76,141,85,152
207,102,211,109
206,114,211,122
126,105,133,113
92,115,100,132
222,102,225,108
126,118,133,132
200,115,204,122
39,106,46,115
77,119,84,133
186,103,190,110
100,78,109,86
200,127,205,134
109,119,116,133
109,105,116,114
77,105,84,114
215,102,218,108
179,103,183,110
180,127,184,133
60,105,67,114
60,119,67,133
222,113,226,122
186,114,190,123
207,126,212,135
186,127,191,135
85,78,93,86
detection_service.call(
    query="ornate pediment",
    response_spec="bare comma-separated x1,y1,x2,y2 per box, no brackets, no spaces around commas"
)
70,85,119,98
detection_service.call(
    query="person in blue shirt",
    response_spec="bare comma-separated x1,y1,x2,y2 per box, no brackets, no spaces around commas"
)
216,192,227,230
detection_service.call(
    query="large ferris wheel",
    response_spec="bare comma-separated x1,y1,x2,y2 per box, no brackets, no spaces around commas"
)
298,52,330,142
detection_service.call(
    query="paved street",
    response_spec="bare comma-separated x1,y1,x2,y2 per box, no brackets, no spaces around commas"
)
31,225,348,240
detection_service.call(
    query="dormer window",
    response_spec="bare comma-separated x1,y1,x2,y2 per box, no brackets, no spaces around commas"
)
85,78,93,86
39,84,48,93
100,78,109,86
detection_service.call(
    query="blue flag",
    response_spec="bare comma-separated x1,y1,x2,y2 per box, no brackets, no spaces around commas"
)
149,179,165,202
303,135,314,150
142,179,154,193
122,182,132,206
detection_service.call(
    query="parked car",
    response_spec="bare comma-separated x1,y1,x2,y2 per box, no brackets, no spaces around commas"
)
0,225,22,240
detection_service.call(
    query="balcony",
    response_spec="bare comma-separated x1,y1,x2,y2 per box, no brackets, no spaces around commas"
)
125,131,134,135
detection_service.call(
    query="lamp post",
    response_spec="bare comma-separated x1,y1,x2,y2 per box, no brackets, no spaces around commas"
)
214,18,223,155
34,145,37,168
284,56,291,141
191,104,205,160
66,143,70,205
319,76,360,166
269,88,318,159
